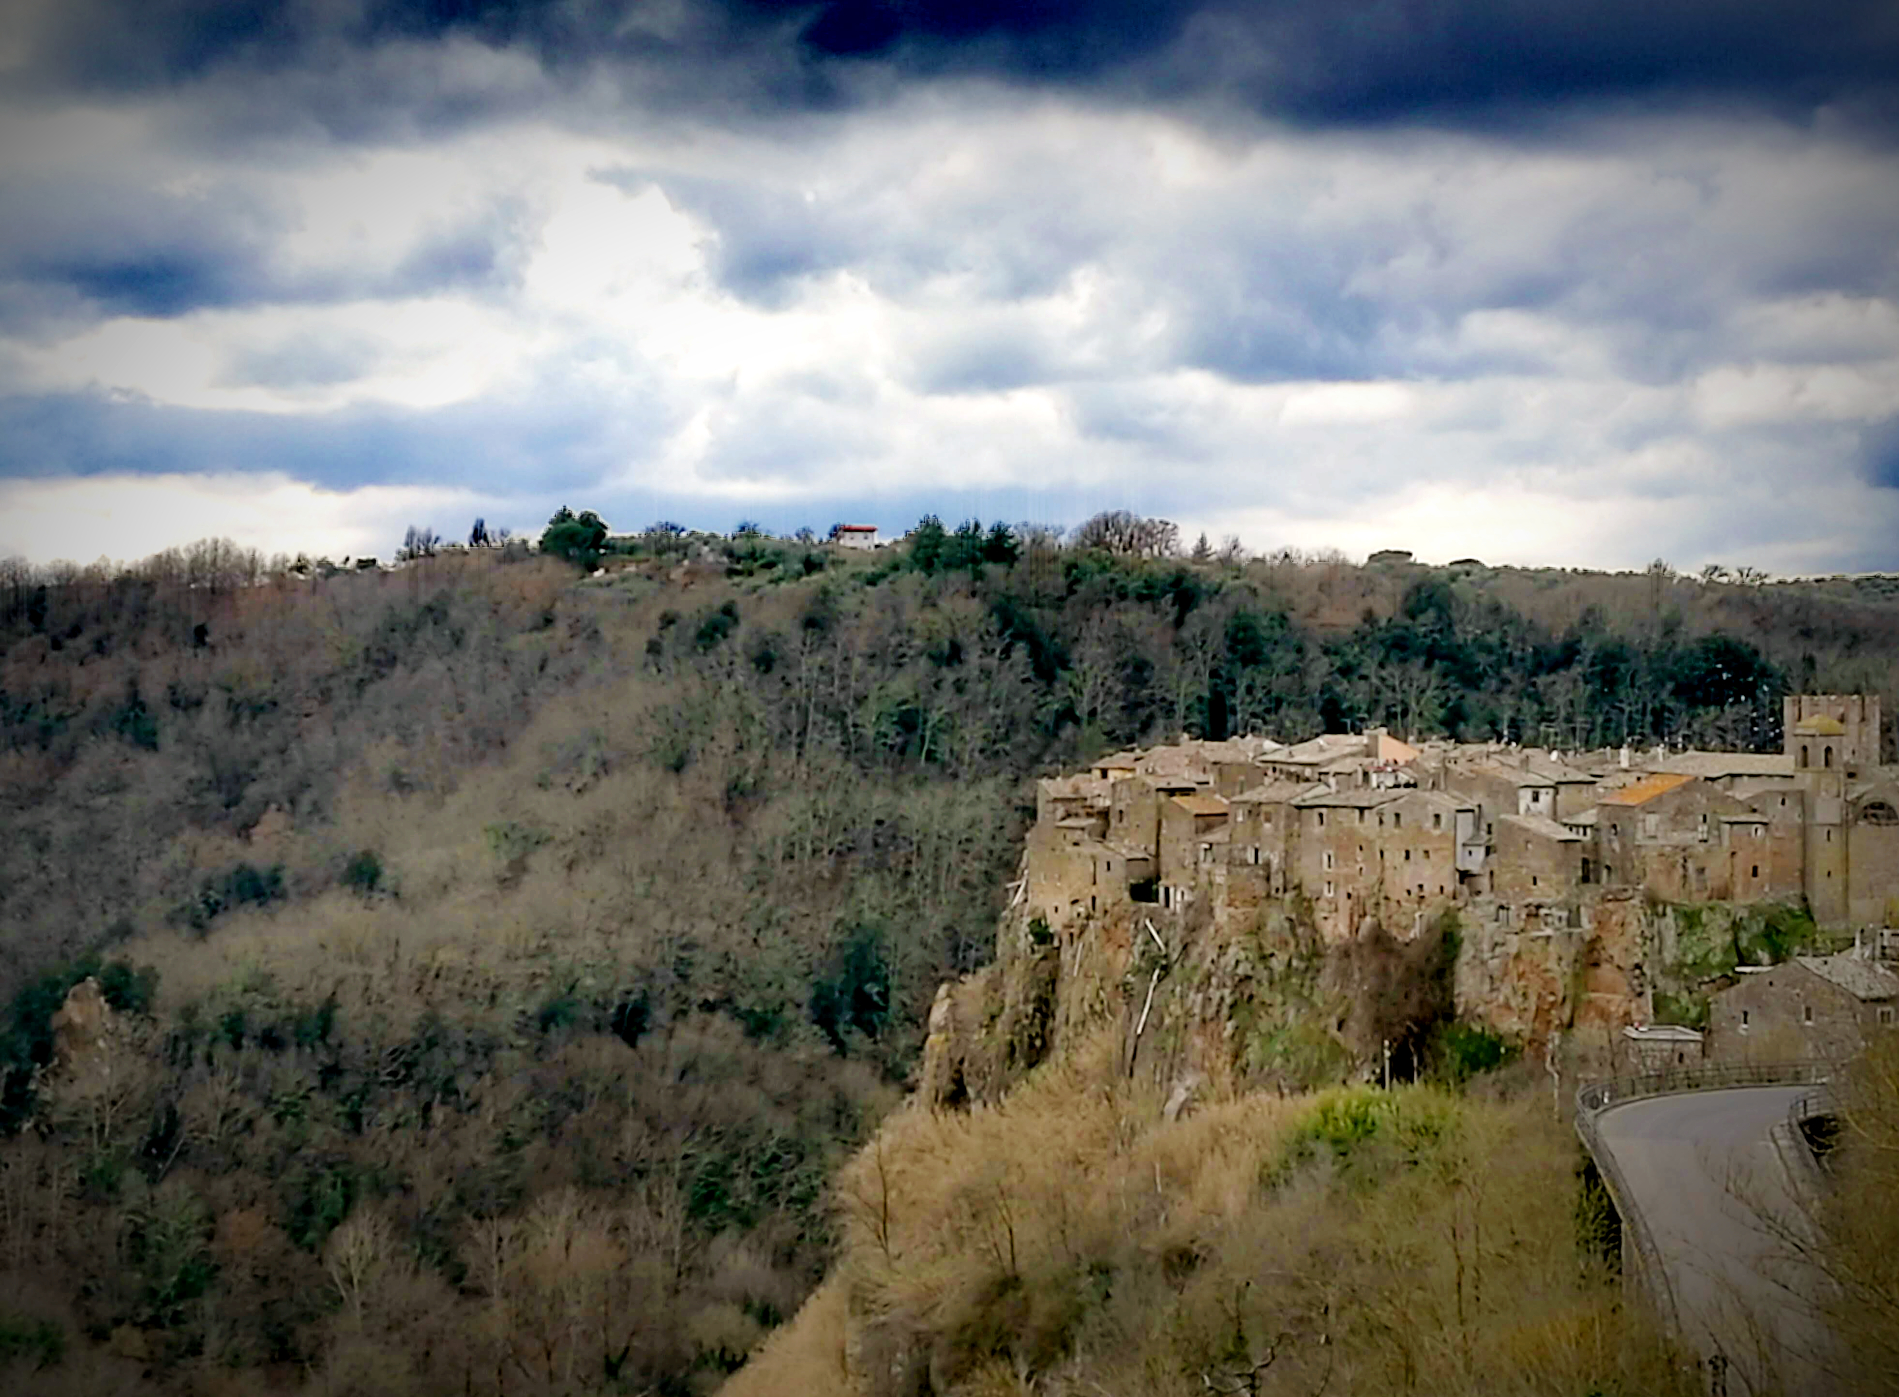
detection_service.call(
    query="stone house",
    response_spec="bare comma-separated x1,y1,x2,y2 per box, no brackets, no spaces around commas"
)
1290,788,1404,941
1618,1024,1705,1074
1710,953,1899,1061
1157,791,1231,909
1595,773,1766,900
1371,788,1467,936
1491,812,1584,909
1226,780,1312,893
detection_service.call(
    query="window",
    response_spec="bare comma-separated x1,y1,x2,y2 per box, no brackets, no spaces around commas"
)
1324,880,1335,899
1395,813,1403,829
1800,744,1810,768
1751,865,1760,878
1880,1007,1895,1026
1317,811,1326,828
1432,812,1443,831
1323,851,1335,871
1532,875,1539,887
1422,849,1431,861
1804,1005,1813,1024
1742,1009,1750,1029
1404,848,1412,862
1825,745,1835,769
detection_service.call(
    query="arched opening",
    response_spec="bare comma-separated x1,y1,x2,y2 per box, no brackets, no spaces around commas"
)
1862,801,1899,827
1825,745,1835,769
1800,744,1809,768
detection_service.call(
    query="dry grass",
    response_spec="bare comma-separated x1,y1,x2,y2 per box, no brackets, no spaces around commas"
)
733,1035,1693,1397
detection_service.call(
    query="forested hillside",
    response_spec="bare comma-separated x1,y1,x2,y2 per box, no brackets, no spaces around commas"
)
4,520,1899,1393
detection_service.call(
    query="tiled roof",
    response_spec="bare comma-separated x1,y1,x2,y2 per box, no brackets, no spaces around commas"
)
1791,715,1846,736
1497,813,1583,842
1659,752,1795,779
1599,772,1697,806
1795,954,1899,1001
1292,788,1404,809
1231,780,1324,805
1170,793,1231,817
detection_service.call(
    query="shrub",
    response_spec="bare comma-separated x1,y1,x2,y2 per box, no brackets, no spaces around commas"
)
98,958,159,1016
340,848,382,896
0,1314,63,1369
1428,1020,1515,1085
1270,1085,1462,1183
695,600,740,651
173,862,285,932
810,924,891,1051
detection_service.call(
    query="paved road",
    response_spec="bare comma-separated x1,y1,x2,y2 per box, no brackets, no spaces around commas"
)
1594,1086,1836,1396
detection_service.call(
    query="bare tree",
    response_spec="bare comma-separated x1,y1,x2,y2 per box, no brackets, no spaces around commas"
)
1070,510,1181,558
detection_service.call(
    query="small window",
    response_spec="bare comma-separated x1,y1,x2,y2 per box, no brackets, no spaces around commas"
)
1880,1007,1895,1026
1395,813,1403,829
1800,744,1810,768
1317,811,1326,828
1742,1009,1750,1028
1751,865,1760,878
1532,875,1539,887
1825,745,1834,769
1323,851,1335,871
1324,880,1335,899
1423,849,1430,861
1432,812,1443,831
1803,1004,1813,1024
1404,849,1412,862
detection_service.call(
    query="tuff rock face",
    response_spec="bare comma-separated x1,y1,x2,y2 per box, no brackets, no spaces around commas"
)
50,976,113,1073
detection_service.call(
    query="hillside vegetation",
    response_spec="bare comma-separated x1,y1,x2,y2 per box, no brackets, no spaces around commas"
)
4,521,1899,1392
726,1031,1691,1397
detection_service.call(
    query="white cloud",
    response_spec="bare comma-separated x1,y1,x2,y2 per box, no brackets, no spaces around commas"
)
3,90,1898,569
0,472,510,566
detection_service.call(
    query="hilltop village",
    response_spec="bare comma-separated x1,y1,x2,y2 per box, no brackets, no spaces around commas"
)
1032,695,1899,940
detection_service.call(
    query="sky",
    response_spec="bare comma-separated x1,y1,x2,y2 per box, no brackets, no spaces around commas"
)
3,1,1898,573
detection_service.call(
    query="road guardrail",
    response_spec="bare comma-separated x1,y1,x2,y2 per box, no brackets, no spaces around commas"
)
1573,1059,1837,1348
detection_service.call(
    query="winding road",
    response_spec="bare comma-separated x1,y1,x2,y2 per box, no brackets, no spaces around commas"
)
1592,1086,1836,1396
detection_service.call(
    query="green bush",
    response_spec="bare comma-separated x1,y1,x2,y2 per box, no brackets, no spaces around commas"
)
694,599,740,651
1271,1085,1462,1184
98,958,159,1015
340,848,382,896
810,924,891,1051
1428,1020,1515,1085
0,1313,64,1369
1651,991,1711,1031
173,862,285,932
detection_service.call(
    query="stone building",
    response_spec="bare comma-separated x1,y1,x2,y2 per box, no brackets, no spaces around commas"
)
1022,692,1899,966
1618,1023,1705,1074
1710,954,1899,1061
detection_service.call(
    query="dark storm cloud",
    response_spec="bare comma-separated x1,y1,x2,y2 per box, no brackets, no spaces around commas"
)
0,173,277,325
0,382,665,494
22,0,1899,133
0,162,531,328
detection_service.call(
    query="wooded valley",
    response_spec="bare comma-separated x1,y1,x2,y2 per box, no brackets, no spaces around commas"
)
5,522,1899,1393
